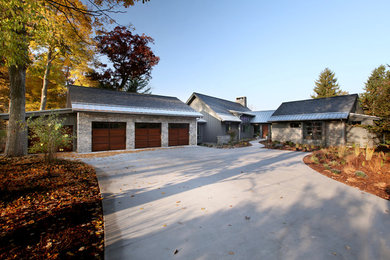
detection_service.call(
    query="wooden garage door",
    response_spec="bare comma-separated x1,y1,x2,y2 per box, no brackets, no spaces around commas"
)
135,123,161,149
169,123,189,146
92,122,126,152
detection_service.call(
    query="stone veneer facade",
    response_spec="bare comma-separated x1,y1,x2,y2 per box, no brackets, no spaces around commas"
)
77,112,197,153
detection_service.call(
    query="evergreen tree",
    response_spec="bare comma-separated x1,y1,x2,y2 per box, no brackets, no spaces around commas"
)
360,65,390,139
311,68,346,98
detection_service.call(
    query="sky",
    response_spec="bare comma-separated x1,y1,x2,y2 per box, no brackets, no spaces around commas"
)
105,0,390,110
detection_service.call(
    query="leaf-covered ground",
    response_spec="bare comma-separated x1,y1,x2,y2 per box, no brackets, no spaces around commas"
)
0,156,104,259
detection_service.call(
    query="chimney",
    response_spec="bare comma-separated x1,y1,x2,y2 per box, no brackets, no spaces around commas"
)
236,96,247,107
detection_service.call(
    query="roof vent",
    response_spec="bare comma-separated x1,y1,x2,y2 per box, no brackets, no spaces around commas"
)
236,97,247,107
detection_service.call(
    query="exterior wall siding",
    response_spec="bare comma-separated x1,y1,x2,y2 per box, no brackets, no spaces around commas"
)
77,112,197,153
272,120,350,147
346,126,379,148
271,122,302,144
189,98,225,143
325,121,345,146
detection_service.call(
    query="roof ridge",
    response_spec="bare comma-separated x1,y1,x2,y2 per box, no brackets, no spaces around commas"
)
194,92,247,108
69,85,179,100
280,94,358,104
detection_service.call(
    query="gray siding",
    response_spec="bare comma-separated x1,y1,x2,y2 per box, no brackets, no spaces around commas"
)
189,98,225,143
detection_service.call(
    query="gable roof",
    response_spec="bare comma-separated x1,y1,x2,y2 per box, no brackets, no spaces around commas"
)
187,92,253,122
67,85,201,117
251,110,275,123
270,94,359,122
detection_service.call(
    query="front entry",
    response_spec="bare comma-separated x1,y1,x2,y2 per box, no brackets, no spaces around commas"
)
262,125,269,139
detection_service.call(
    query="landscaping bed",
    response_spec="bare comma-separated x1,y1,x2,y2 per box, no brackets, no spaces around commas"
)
0,156,104,259
304,147,390,200
200,140,252,149
260,140,320,152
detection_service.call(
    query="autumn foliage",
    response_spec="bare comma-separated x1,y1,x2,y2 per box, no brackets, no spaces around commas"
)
0,157,104,259
90,26,160,92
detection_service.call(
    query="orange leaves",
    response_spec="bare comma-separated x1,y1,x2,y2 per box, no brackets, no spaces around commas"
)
0,156,104,259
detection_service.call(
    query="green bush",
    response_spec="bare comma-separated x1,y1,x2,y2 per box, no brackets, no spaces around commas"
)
331,169,341,174
311,155,319,164
355,171,367,178
227,130,236,144
27,114,73,162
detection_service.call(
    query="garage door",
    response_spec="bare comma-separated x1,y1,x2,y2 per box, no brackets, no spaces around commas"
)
135,123,161,149
169,123,189,146
92,122,126,152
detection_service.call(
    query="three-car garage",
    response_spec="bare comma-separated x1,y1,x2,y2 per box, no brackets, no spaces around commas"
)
91,121,191,151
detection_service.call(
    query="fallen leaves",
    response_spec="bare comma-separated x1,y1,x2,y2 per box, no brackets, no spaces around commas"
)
0,156,104,259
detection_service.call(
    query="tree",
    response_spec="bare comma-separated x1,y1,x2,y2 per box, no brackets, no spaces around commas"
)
27,114,73,162
0,0,148,157
90,26,160,93
311,68,347,98
30,0,94,110
360,65,390,140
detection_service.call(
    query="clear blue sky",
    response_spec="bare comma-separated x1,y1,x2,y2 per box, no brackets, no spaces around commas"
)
108,0,390,110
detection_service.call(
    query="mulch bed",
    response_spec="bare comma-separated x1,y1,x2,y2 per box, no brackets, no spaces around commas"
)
304,150,390,200
0,156,104,259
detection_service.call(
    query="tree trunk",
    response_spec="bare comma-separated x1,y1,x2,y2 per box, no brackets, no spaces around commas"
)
5,65,27,156
40,48,53,110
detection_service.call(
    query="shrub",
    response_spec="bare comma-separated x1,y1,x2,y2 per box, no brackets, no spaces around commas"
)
353,144,361,157
365,146,375,161
330,160,338,166
27,114,73,162
355,171,367,178
331,169,341,174
311,155,319,164
227,130,236,144
323,163,331,170
337,145,347,159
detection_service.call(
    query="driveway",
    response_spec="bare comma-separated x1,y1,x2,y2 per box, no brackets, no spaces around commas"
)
82,143,390,260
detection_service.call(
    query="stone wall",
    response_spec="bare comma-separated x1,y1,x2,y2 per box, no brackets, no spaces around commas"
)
271,122,302,144
346,126,379,148
325,121,345,146
77,112,197,153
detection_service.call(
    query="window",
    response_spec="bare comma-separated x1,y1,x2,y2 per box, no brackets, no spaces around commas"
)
350,121,361,125
303,122,322,140
290,122,301,128
225,124,231,133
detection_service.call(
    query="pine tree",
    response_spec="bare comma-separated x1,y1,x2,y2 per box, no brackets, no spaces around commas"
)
311,68,346,98
360,65,390,139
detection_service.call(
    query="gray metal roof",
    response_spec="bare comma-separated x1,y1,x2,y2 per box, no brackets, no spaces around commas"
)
68,85,201,117
251,110,275,123
270,94,359,122
269,112,349,122
0,108,74,120
188,92,252,122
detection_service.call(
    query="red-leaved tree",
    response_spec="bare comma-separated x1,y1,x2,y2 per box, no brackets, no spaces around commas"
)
90,26,160,93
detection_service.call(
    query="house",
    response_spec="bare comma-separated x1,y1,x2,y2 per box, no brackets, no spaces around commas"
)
187,92,257,144
251,110,275,139
269,94,379,147
1,85,202,153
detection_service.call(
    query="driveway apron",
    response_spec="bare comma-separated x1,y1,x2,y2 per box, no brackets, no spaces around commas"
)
81,142,390,260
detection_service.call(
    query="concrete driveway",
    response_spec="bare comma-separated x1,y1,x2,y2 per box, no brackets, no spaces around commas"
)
82,142,390,260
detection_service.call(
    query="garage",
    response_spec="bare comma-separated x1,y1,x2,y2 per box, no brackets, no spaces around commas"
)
92,122,126,152
169,123,189,146
135,123,161,149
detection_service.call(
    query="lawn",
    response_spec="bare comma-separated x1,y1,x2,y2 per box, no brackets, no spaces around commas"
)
0,156,104,259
